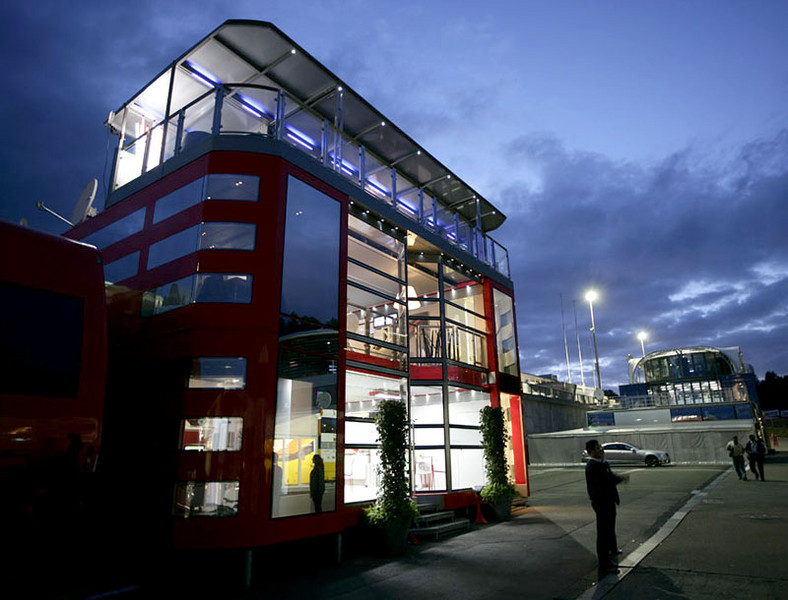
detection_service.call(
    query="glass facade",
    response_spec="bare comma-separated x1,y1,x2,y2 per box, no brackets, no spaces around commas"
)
344,370,406,503
180,417,243,451
643,351,734,384
273,176,340,518
493,288,518,376
187,357,246,389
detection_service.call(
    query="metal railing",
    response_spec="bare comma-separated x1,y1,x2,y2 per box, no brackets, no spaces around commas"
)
111,84,510,279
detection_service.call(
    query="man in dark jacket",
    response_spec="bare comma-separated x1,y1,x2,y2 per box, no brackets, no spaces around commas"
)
585,439,628,575
746,434,766,481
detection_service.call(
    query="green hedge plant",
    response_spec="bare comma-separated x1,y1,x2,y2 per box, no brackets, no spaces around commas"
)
479,405,517,504
364,399,419,528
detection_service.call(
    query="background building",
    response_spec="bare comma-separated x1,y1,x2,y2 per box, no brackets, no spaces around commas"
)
526,346,762,465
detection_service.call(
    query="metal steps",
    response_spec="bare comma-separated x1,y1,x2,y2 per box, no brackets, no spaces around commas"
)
410,508,471,541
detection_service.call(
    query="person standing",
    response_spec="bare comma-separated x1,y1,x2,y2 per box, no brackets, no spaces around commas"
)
745,434,766,481
726,436,747,480
310,454,325,514
585,440,628,576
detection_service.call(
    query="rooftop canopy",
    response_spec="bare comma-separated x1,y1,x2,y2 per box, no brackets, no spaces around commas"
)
108,19,506,233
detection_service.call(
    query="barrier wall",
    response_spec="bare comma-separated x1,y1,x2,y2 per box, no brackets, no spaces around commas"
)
527,422,757,465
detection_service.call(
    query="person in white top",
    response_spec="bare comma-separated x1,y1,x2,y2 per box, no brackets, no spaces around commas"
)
726,436,747,480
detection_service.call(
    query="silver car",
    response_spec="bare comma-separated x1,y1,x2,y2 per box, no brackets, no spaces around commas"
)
583,442,670,467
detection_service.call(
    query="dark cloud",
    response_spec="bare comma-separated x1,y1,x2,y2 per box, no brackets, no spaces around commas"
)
1,2,785,391
496,130,788,387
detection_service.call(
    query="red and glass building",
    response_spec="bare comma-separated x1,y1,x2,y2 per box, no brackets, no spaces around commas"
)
67,20,527,550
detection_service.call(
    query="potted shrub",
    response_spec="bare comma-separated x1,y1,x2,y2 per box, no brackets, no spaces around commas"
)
364,399,419,555
479,405,517,521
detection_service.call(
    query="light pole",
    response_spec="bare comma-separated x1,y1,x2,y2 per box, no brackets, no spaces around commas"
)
585,290,602,391
637,331,647,357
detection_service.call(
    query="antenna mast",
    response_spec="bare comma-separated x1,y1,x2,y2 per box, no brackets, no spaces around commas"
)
573,300,586,387
560,294,572,383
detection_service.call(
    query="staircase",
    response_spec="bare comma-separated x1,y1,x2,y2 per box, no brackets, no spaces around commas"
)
409,500,471,542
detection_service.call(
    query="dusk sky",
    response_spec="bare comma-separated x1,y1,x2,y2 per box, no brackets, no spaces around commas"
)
2,1,787,390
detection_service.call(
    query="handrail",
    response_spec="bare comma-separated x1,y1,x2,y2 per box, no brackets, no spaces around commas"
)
111,83,511,279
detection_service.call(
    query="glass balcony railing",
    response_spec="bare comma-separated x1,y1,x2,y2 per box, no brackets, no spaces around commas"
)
112,84,510,279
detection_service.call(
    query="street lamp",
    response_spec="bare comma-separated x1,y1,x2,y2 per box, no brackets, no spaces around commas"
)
585,290,602,391
637,331,648,357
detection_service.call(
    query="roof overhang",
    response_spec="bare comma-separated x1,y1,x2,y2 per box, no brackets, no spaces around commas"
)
108,19,506,232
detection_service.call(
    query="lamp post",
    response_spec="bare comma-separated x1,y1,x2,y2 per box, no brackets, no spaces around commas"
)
637,331,647,357
585,290,602,391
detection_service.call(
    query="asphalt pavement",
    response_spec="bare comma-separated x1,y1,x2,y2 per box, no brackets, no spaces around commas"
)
596,442,788,599
32,441,788,599
235,443,788,600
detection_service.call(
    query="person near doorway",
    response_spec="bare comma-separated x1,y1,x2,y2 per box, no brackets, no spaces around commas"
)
310,454,325,513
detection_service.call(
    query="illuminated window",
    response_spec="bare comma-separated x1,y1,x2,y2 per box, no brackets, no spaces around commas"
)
188,357,246,389
180,417,243,451
173,481,239,517
493,288,518,375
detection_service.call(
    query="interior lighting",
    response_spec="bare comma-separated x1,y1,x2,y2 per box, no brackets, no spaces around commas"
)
237,94,268,118
183,60,221,88
285,125,316,151
366,178,390,198
406,286,421,310
130,102,164,122
339,159,357,177
396,198,418,216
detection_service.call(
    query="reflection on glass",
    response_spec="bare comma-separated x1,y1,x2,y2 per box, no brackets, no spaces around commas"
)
280,176,341,327
173,481,239,517
153,178,204,223
205,174,260,200
493,288,518,375
195,274,252,303
104,251,139,283
180,417,243,451
148,225,199,269
142,275,195,315
83,208,145,249
142,273,253,315
272,345,337,518
188,357,246,389
200,222,256,250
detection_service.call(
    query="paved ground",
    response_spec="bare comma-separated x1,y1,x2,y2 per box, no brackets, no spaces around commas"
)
598,446,788,599
20,441,788,599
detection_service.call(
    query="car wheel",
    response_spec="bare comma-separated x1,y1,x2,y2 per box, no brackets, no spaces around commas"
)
645,456,659,468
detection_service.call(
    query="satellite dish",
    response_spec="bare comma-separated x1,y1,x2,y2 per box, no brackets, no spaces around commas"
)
70,178,98,225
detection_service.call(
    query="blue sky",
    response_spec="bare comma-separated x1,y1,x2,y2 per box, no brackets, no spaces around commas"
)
2,1,787,389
